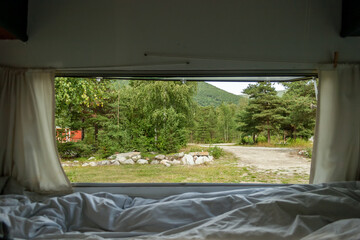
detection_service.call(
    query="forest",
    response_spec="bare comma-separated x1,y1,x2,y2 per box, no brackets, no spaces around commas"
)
55,78,317,158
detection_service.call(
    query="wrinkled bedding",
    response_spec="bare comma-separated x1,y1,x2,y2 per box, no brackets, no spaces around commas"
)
1,181,360,239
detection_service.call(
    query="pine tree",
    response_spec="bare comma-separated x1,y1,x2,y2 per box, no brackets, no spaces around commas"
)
281,80,316,140
241,82,286,143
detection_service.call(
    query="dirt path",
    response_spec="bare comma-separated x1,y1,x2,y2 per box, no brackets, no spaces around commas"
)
198,144,311,175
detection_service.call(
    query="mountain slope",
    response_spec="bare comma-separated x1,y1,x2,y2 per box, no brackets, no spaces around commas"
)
194,82,244,106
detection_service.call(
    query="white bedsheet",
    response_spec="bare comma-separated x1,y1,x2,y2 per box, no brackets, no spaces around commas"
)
1,181,360,239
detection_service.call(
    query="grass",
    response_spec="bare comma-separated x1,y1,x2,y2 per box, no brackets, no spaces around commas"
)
62,151,309,184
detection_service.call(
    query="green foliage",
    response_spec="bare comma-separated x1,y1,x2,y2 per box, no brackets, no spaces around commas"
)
238,136,255,145
305,147,312,158
280,80,316,140
209,146,224,159
194,82,246,107
237,83,284,143
55,78,316,158
57,142,95,158
257,135,267,143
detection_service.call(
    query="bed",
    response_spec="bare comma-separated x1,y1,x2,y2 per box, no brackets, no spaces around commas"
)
1,178,360,239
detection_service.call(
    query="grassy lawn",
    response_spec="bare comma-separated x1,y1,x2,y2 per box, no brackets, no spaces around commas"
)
63,152,309,184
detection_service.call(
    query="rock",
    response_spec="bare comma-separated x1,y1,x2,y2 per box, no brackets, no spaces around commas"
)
208,156,214,162
110,160,117,164
89,162,97,167
62,163,70,167
151,160,160,165
195,156,211,165
131,154,141,161
88,157,96,161
107,155,116,160
120,159,135,165
82,163,89,167
113,161,120,165
172,160,181,165
74,160,79,163
160,160,172,167
181,154,194,165
99,160,111,165
137,159,148,164
114,152,141,159
116,156,127,162
172,152,185,158
190,152,209,157
155,154,166,160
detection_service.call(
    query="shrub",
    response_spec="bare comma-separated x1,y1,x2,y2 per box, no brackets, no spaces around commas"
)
238,136,254,145
57,141,95,158
257,135,267,143
305,147,312,158
209,146,224,159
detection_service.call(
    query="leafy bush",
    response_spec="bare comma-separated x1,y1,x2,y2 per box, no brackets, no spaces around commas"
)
305,147,312,158
238,136,254,145
209,146,224,159
257,135,267,143
57,141,95,158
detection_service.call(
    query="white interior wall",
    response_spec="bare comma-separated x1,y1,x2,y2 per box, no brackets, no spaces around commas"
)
0,0,358,71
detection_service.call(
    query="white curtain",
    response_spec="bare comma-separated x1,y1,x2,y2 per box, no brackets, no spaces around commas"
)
0,67,72,194
310,65,360,183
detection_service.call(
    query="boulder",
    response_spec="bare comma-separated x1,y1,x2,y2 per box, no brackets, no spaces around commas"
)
172,160,181,165
62,163,70,167
89,161,97,167
151,160,160,165
114,152,141,159
172,152,185,158
132,154,141,161
88,156,96,161
195,157,208,165
155,154,166,160
99,160,111,165
181,154,194,165
82,163,89,167
116,156,127,162
208,156,214,162
113,161,120,165
120,159,135,165
160,160,172,167
190,152,209,157
137,159,149,164
107,155,116,160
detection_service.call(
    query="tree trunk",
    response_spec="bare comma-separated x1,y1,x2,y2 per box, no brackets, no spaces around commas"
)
267,119,270,143
117,92,120,127
283,130,286,143
94,124,98,141
81,118,85,141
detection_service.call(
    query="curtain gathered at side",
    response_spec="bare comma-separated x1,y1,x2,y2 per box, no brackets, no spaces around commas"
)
0,67,72,194
310,65,360,183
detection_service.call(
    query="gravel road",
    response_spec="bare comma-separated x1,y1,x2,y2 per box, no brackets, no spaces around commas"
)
197,143,311,175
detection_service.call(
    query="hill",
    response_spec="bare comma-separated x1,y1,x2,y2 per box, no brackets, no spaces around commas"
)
194,82,244,106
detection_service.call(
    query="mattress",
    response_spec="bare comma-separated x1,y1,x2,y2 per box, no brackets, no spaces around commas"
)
1,179,360,239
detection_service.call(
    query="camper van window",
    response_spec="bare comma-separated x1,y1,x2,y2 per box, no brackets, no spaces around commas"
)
55,77,316,184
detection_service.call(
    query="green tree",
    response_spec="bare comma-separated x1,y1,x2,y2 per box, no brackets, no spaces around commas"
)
240,82,286,143
55,77,110,141
281,80,317,140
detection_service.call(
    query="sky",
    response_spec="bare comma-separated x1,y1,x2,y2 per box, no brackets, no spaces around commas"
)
206,82,285,95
